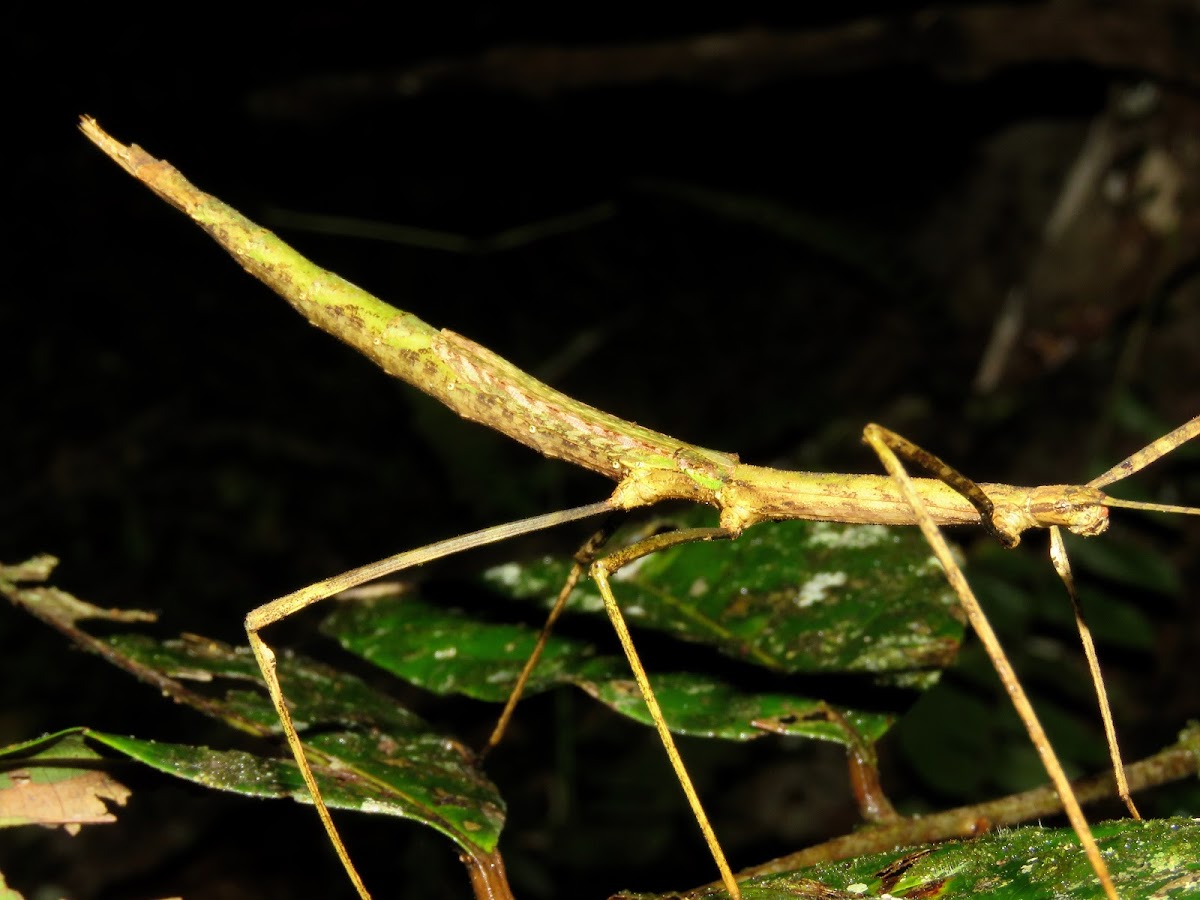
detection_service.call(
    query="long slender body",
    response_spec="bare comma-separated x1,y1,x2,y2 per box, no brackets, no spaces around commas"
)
86,118,1198,900
79,118,1110,543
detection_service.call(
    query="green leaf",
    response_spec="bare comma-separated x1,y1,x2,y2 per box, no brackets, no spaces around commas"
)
99,634,507,853
482,512,961,678
322,591,892,744
0,634,503,858
1,724,502,854
321,514,961,748
0,557,506,854
616,818,1200,899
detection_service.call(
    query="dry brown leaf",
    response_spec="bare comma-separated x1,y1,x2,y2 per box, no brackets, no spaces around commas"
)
0,767,130,835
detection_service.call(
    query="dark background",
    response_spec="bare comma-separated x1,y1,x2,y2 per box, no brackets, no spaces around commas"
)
4,4,1200,898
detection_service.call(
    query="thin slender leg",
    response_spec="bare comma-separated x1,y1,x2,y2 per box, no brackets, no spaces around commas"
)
871,429,1142,821
589,525,743,900
481,515,622,759
244,500,612,900
1049,526,1140,819
1074,414,1200,816
863,424,1119,900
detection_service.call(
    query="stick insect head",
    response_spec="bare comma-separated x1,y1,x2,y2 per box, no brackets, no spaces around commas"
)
1019,484,1200,540
1019,484,1111,538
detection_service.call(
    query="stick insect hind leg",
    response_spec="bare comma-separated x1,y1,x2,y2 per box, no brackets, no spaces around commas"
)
244,500,613,900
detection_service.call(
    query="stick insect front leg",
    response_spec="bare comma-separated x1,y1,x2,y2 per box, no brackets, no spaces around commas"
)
870,415,1200,842
863,424,1120,900
1048,524,1140,820
244,500,613,900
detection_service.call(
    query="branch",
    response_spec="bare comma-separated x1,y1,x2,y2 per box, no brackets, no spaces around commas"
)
736,723,1200,881
249,2,1200,117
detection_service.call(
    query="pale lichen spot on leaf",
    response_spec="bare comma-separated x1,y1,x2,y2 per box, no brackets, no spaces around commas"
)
482,562,524,589
805,522,892,550
689,577,709,598
794,571,848,608
613,553,651,582
361,798,409,817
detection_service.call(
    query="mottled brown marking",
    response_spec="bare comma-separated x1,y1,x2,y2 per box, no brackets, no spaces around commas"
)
876,847,936,892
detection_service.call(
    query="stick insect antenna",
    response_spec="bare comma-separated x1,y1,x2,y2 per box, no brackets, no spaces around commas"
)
1102,497,1200,516
1088,414,1200,489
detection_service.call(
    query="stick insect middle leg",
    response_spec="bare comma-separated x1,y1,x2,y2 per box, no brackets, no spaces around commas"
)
480,514,624,759
588,525,743,899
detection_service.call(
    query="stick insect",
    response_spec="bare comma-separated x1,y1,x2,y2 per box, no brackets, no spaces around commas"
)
81,118,1198,900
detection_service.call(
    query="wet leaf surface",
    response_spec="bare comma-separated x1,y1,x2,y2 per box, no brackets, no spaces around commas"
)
322,514,962,746
481,513,962,679
616,818,1200,899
